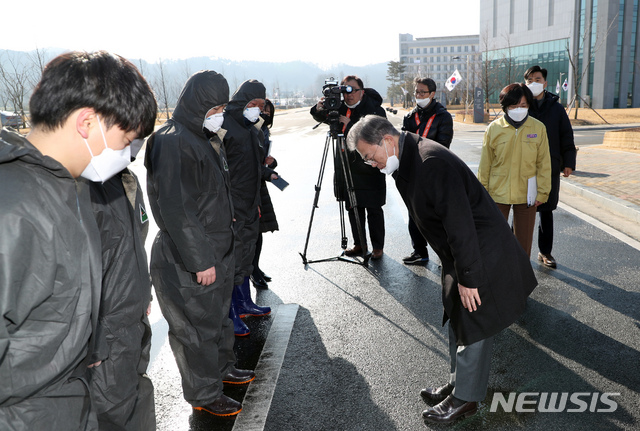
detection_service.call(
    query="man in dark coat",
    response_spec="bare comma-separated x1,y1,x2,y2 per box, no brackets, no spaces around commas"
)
401,77,454,265
145,70,255,417
347,116,537,425
525,65,577,268
87,163,156,430
310,75,388,259
0,51,156,430
222,79,271,336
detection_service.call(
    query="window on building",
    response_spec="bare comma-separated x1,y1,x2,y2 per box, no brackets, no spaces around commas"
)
458,46,462,52
430,47,434,53
528,0,533,31
548,0,554,26
410,48,414,54
444,47,448,53
437,47,441,53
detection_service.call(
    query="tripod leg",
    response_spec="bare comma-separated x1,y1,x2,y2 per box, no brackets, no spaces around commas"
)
337,134,369,263
300,133,332,263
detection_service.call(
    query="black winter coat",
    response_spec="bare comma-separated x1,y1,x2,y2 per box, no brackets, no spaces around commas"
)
528,91,576,210
0,128,102,430
393,133,537,345
402,100,453,148
87,170,155,430
145,70,235,275
310,90,387,207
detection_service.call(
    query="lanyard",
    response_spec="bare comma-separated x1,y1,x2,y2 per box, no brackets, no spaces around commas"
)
342,108,352,133
415,112,436,138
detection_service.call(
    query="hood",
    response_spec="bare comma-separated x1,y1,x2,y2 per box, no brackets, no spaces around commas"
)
0,128,71,177
364,88,383,106
172,70,230,135
226,79,266,117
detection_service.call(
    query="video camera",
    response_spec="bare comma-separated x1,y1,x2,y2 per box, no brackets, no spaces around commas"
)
322,78,353,111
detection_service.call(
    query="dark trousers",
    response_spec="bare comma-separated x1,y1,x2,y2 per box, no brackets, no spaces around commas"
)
252,231,263,277
348,206,385,250
537,210,554,254
448,324,494,402
408,215,429,256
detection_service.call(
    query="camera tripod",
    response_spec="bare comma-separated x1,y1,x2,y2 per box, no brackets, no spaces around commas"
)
300,119,370,267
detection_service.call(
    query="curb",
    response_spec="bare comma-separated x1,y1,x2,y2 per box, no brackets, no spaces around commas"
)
560,178,640,225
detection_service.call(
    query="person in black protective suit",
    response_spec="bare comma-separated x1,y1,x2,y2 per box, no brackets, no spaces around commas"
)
0,51,156,431
222,80,272,336
87,144,156,430
251,99,280,289
401,77,453,265
310,75,387,260
145,70,255,417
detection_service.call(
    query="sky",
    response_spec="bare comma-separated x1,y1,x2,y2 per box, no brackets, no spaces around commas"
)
6,1,480,68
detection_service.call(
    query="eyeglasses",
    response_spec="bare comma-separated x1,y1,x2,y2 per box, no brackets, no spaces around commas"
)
414,90,432,96
362,145,380,165
350,88,363,93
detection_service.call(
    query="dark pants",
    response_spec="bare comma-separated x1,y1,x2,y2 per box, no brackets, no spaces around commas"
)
496,203,537,258
538,210,554,254
348,206,385,250
408,215,429,256
252,231,263,277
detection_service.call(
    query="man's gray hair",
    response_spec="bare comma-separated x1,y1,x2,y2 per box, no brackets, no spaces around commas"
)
346,115,400,151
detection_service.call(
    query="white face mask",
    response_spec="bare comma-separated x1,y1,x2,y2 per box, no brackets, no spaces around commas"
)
526,82,544,97
80,115,132,183
243,107,261,123
507,107,529,122
379,140,399,175
345,100,361,109
416,97,431,108
204,112,224,133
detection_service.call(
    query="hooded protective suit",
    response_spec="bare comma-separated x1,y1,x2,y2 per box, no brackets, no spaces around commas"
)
145,70,236,406
0,128,102,430
87,170,155,430
222,80,266,285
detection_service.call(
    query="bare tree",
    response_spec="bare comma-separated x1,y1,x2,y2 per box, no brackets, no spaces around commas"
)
566,12,618,121
0,50,33,128
153,58,176,122
479,27,500,116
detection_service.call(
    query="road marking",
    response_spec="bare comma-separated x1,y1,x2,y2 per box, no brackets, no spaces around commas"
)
232,303,299,431
558,202,640,251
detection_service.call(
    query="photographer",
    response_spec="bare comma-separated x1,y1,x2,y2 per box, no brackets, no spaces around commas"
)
310,75,387,259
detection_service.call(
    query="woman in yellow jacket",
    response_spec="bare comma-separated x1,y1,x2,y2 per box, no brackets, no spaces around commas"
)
479,83,551,258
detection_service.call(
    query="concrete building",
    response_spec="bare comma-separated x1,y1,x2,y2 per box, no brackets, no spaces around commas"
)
399,34,481,106
480,0,640,109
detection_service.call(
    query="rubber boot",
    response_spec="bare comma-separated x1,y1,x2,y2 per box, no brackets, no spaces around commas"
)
229,290,250,336
235,277,271,318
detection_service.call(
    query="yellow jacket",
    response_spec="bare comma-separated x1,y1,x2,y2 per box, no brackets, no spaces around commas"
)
478,115,551,205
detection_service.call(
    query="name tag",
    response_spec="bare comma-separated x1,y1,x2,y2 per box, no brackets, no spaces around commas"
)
527,134,538,138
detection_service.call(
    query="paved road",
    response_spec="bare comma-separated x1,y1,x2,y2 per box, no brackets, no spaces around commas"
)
132,108,640,431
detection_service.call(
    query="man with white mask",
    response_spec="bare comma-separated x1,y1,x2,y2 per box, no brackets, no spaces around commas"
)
401,77,453,266
347,115,538,426
524,65,576,269
146,71,255,418
310,75,388,260
0,50,157,430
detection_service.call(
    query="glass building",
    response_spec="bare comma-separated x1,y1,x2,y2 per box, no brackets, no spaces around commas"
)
480,0,640,109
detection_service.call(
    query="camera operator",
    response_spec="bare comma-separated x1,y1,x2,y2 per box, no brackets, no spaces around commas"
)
310,75,387,259
400,77,453,266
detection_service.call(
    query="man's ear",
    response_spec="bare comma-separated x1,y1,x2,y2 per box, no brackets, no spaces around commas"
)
76,108,97,139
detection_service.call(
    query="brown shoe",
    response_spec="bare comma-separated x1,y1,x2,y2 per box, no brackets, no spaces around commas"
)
344,245,363,256
371,249,383,260
537,252,557,268
193,394,242,417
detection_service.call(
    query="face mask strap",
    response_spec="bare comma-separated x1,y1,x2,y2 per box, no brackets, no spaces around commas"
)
95,115,109,149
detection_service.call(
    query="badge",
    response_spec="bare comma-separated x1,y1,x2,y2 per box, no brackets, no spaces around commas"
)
140,203,149,224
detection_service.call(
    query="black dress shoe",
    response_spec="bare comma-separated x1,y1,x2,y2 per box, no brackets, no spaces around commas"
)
222,367,256,385
262,272,272,282
422,395,477,424
193,394,242,417
250,274,268,289
420,383,454,404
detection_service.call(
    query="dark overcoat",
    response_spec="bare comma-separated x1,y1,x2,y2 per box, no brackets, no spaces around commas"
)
393,133,538,345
